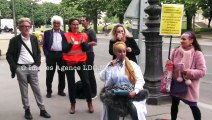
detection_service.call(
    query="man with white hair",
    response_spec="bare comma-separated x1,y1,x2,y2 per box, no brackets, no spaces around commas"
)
6,17,51,119
43,15,66,98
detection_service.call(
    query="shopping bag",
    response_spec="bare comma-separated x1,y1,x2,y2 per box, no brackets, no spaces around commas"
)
160,63,173,94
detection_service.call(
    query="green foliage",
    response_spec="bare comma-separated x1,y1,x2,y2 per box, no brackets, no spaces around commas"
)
103,16,119,23
105,0,132,23
60,0,83,20
198,0,212,28
0,0,12,18
0,0,83,27
195,27,212,32
61,0,108,33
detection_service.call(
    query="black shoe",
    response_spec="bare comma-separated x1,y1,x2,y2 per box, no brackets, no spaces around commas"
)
40,110,51,118
46,93,51,98
25,109,33,119
58,92,66,96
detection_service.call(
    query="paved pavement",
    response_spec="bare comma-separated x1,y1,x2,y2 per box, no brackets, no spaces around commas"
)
0,33,212,120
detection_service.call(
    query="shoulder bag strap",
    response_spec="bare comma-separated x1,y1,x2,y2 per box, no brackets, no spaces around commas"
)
20,40,35,61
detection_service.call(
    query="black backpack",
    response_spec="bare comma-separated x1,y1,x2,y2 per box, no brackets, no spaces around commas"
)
76,81,86,99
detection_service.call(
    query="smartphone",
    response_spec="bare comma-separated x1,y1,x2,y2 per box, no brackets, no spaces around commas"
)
176,63,184,71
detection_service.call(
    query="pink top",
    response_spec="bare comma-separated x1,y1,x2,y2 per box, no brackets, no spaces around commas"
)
171,46,206,102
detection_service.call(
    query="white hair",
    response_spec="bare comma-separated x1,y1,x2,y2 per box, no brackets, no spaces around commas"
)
51,15,63,26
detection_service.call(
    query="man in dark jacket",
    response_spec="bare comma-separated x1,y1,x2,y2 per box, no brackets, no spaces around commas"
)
6,17,51,119
43,15,66,98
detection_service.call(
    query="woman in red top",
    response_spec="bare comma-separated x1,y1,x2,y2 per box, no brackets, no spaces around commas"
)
62,18,94,114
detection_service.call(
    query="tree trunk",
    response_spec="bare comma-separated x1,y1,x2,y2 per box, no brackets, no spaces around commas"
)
208,18,211,28
63,20,66,32
186,11,193,30
118,14,124,24
193,16,195,31
93,11,98,33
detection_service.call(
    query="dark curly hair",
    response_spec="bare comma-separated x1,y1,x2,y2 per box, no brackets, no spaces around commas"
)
68,18,80,32
183,31,202,51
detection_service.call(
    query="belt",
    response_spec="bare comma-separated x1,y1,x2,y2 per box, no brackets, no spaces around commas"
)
17,64,35,67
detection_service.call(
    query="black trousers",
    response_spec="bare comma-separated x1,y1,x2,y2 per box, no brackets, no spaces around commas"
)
171,96,201,120
46,51,65,94
65,62,92,103
86,52,97,97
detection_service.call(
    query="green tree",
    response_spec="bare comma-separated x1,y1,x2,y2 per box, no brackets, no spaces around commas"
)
61,0,107,33
0,0,34,25
38,2,61,25
199,0,212,28
60,1,83,31
0,0,12,18
15,0,32,19
103,16,119,23
105,0,131,24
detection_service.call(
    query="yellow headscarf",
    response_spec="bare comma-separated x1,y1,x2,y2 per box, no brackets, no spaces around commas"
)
113,42,137,84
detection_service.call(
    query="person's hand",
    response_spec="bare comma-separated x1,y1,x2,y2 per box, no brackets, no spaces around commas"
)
165,60,174,71
67,39,74,44
117,33,123,41
181,69,188,75
109,59,119,66
67,36,74,44
126,47,132,52
166,59,172,64
129,91,136,98
88,41,97,46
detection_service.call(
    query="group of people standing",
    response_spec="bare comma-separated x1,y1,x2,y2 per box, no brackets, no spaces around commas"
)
6,14,206,120
6,15,98,119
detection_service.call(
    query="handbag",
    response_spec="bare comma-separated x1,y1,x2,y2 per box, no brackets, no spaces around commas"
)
75,80,85,99
171,78,188,94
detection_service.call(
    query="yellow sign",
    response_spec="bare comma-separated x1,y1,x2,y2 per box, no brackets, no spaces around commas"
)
160,4,184,36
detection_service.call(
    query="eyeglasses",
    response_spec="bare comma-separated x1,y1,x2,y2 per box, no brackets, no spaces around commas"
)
20,26,31,28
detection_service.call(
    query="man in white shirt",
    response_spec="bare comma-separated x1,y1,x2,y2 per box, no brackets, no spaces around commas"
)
43,15,66,98
6,17,51,119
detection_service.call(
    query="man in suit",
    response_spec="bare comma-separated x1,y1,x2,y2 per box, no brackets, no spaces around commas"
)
81,16,97,98
6,17,51,119
43,15,66,98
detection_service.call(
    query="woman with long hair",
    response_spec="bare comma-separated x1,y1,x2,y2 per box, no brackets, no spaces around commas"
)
100,42,147,120
168,31,206,120
109,24,140,63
